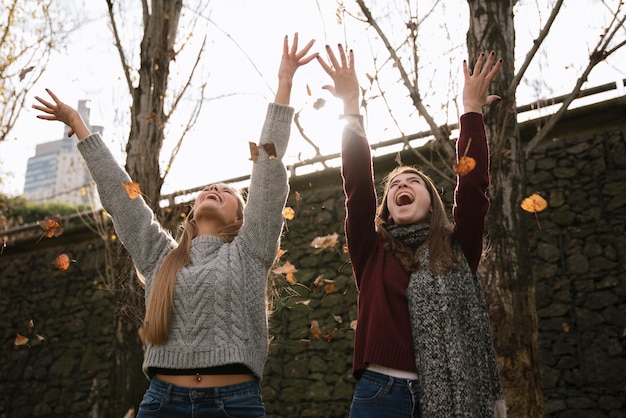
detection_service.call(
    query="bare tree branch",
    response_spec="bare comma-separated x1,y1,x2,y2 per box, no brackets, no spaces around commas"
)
105,0,133,95
354,0,456,160
524,6,626,157
507,0,564,98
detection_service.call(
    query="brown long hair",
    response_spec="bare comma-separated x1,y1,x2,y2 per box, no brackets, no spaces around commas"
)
375,166,457,273
142,186,245,345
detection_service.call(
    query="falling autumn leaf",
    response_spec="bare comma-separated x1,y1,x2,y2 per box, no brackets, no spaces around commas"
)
122,182,142,199
324,282,336,294
312,98,326,110
295,299,311,306
520,193,548,213
53,253,73,270
295,191,302,202
453,156,477,176
273,261,298,284
146,112,159,121
284,207,295,220
14,333,29,347
19,66,35,81
332,314,343,324
562,323,570,333
300,339,311,348
521,193,548,230
306,84,312,96
249,142,278,162
310,320,321,339
276,248,287,260
38,215,63,239
350,320,358,331
310,232,339,253
323,329,337,342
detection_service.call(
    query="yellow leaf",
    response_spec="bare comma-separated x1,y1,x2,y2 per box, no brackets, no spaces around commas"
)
284,207,295,220
521,193,548,213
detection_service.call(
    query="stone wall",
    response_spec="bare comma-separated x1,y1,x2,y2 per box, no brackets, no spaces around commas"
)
1,98,624,417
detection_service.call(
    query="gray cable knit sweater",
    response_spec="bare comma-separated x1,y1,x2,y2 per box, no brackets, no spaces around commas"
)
77,103,293,381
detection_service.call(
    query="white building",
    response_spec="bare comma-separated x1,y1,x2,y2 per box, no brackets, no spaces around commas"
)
23,100,103,206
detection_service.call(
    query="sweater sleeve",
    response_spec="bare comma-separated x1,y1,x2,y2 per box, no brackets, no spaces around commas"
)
77,133,175,280
452,112,490,273
341,116,379,287
238,103,292,266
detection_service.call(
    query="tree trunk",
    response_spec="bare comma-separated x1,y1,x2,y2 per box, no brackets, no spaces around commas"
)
466,1,544,416
126,0,183,211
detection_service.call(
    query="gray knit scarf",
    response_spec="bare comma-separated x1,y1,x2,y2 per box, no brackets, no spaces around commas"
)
386,224,507,418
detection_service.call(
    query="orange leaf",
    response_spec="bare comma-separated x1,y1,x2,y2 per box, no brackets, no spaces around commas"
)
122,182,142,199
453,155,477,176
299,338,311,348
262,143,277,159
146,112,159,121
248,142,259,163
311,320,321,339
14,333,29,347
249,142,278,162
276,248,287,260
323,329,337,342
283,207,295,220
285,272,297,284
38,215,63,238
273,260,297,275
306,84,312,96
520,193,548,213
324,282,335,294
53,253,72,270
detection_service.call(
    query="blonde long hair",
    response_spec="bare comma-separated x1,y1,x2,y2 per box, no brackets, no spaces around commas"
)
375,166,457,273
142,186,245,345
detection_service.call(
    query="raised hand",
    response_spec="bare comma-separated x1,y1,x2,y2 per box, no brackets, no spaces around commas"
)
462,52,503,114
33,89,91,139
316,44,360,115
275,33,316,105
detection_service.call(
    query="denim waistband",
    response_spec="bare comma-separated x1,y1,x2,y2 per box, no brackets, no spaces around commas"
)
150,376,260,400
360,369,418,387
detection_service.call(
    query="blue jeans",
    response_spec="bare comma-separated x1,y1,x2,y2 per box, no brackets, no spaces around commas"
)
136,377,265,418
349,370,421,418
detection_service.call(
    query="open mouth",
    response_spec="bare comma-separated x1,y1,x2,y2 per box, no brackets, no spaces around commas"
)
396,192,414,206
204,193,222,203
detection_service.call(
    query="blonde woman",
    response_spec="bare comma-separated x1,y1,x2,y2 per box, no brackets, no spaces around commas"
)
34,34,316,418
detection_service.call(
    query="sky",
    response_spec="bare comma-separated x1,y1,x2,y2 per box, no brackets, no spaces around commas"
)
1,0,624,198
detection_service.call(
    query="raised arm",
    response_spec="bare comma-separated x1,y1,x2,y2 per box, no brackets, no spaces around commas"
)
317,45,378,282
453,52,502,273
32,91,174,278
240,33,316,265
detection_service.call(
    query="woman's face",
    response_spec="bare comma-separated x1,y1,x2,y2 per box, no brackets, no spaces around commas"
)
193,184,241,227
386,172,432,225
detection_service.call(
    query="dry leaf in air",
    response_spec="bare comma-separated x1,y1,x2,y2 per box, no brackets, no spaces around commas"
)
273,261,298,284
521,193,548,230
38,215,63,239
53,253,73,270
311,320,321,339
284,207,295,220
249,142,278,162
520,193,548,213
453,156,477,176
15,333,29,347
122,182,142,199
310,232,339,252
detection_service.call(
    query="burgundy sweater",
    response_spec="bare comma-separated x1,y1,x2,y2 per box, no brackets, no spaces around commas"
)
341,112,490,378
